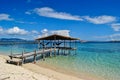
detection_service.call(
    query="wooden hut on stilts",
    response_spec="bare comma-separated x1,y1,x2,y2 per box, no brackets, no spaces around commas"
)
36,34,80,56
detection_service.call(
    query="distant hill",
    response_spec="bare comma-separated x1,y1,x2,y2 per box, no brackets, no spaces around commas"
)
0,38,26,41
0,38,37,44
80,40,120,43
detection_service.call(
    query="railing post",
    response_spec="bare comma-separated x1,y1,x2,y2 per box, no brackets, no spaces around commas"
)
10,46,13,60
54,36,56,56
34,50,36,64
21,50,24,65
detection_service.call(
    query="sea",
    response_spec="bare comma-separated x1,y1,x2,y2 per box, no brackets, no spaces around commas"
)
0,42,120,80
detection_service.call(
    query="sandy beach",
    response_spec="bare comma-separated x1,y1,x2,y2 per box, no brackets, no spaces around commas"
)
0,54,84,80
0,54,56,80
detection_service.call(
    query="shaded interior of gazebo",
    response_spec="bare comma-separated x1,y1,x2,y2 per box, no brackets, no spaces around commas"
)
36,34,80,55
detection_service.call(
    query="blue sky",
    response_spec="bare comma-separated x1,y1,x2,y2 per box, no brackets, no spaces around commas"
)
0,0,120,41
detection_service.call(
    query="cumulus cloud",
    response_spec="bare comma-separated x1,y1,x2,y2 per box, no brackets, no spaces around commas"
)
31,30,39,34
27,7,83,21
37,35,41,38
37,29,70,38
0,27,4,34
51,30,70,36
111,23,120,31
84,15,116,24
6,27,28,35
0,14,13,21
41,29,48,37
0,27,3,32
0,26,40,37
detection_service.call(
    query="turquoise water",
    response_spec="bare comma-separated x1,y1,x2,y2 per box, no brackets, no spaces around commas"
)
0,43,120,80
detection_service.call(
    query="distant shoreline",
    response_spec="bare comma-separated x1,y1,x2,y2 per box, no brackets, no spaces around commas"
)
0,41,120,45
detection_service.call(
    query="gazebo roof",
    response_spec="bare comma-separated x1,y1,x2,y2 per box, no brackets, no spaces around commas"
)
36,34,80,40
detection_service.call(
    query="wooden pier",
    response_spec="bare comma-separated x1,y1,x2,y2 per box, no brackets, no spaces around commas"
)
9,48,55,65
8,34,80,65
10,49,54,58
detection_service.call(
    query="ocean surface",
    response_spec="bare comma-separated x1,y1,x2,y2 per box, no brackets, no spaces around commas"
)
0,42,120,80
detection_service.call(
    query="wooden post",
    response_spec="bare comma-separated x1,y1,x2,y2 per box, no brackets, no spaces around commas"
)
21,50,24,65
54,36,56,56
33,50,36,63
10,46,13,60
58,40,60,55
23,50,26,63
75,40,77,55
64,40,65,55
24,58,26,63
49,40,52,57
74,40,76,55
43,54,45,61
17,62,19,66
43,40,45,61
38,40,40,50
50,48,52,57
69,40,71,54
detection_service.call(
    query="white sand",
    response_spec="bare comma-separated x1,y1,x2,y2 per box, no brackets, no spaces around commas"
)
0,54,85,80
0,55,56,80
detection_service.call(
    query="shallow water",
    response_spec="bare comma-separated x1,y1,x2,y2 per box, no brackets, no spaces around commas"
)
0,43,120,80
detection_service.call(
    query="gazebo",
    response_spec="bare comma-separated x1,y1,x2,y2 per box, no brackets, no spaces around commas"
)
36,34,80,56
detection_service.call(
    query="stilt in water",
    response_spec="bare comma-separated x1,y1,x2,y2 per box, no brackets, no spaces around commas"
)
50,48,52,57
43,54,45,61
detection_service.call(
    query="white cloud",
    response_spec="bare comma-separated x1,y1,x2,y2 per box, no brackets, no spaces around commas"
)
0,27,3,32
31,30,39,34
26,7,118,25
109,33,120,41
41,29,48,37
25,11,31,15
36,35,41,38
6,27,28,35
31,7,83,21
84,15,116,24
95,33,120,41
111,23,120,31
0,14,13,21
41,28,48,33
0,27,4,34
51,30,70,36
36,29,70,38
15,20,37,24
0,26,40,36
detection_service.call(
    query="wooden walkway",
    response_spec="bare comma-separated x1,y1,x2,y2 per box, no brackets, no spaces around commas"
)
9,49,55,59
8,48,56,65
8,47,76,65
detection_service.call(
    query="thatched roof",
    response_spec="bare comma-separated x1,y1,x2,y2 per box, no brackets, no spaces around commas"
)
36,34,80,40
